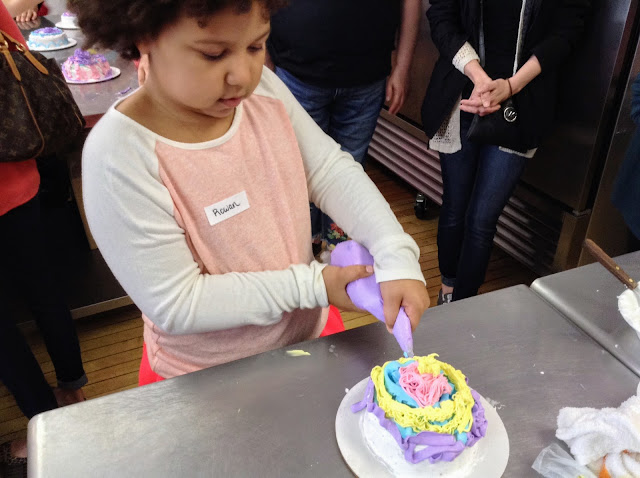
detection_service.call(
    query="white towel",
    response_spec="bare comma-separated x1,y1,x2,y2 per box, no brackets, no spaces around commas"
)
556,394,640,477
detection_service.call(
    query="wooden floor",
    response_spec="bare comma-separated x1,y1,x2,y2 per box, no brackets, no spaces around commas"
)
0,162,537,445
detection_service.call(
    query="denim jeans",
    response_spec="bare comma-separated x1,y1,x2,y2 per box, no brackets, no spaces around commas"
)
438,114,528,301
275,67,386,242
0,196,87,419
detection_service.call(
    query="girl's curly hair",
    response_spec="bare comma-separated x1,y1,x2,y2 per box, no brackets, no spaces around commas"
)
72,0,287,60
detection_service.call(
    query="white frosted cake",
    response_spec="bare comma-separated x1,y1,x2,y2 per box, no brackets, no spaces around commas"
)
58,11,79,29
27,27,70,50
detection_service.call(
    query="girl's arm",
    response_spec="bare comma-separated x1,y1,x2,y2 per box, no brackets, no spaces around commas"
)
256,68,429,327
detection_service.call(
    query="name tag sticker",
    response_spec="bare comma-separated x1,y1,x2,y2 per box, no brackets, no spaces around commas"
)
204,191,250,226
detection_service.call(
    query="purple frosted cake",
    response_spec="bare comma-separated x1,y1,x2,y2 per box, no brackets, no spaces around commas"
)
62,49,113,82
351,354,487,466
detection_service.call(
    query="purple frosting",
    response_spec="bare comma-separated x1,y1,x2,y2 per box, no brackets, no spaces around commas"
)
69,49,108,65
36,27,62,35
331,241,414,356
351,379,488,464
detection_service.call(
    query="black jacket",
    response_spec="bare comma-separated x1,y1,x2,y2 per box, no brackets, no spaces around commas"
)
421,0,590,145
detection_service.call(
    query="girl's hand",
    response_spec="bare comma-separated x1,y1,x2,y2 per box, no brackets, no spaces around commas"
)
15,8,37,23
386,67,410,115
476,78,512,109
380,279,430,332
322,265,375,311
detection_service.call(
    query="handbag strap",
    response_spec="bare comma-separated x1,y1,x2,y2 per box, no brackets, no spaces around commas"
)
479,0,528,76
0,30,49,82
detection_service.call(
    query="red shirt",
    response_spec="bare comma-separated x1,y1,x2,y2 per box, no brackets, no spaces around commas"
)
0,3,40,216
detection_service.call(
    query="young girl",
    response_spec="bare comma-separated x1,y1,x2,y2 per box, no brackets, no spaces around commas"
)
79,0,430,382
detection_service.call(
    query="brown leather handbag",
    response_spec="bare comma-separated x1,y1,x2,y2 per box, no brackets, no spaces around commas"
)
0,29,85,162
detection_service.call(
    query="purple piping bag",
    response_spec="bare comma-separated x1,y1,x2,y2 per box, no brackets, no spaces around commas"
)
331,241,414,357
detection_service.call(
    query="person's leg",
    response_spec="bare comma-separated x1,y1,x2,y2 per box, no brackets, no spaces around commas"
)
452,146,528,301
317,78,386,246
275,67,333,241
0,197,87,400
437,115,481,299
0,200,59,420
0,298,58,419
329,78,387,166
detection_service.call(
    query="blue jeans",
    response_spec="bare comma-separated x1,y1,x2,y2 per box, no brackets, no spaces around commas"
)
438,114,528,301
275,67,386,242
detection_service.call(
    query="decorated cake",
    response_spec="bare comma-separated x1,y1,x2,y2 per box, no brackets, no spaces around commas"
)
62,49,113,82
27,27,70,50
58,11,79,29
351,354,487,465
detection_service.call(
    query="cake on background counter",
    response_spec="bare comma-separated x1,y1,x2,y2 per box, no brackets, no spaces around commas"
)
62,49,114,83
57,11,79,29
27,27,72,50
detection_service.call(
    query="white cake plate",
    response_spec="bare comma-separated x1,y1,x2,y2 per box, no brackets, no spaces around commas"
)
28,38,77,52
55,22,80,30
65,67,121,85
336,378,510,478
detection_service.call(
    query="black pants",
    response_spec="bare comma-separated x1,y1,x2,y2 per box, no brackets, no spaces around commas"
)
0,196,86,419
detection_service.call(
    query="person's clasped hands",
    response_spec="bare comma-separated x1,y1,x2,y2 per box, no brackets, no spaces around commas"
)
461,76,514,117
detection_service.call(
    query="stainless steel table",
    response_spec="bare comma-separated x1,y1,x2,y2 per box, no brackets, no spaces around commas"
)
20,16,139,126
28,286,638,477
532,251,640,377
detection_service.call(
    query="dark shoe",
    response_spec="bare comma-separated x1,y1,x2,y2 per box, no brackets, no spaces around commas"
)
53,387,86,407
437,289,453,305
3,460,27,478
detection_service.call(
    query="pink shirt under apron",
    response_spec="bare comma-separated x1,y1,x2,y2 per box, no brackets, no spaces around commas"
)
145,96,326,377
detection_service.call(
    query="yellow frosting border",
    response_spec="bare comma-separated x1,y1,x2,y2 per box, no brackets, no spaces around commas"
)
370,353,474,434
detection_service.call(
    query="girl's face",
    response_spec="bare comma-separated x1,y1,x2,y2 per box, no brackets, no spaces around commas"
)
138,3,270,122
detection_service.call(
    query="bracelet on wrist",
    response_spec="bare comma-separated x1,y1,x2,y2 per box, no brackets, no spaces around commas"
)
506,78,514,98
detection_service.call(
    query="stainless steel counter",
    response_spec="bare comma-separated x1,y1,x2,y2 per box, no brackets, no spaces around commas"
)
28,286,638,477
20,16,138,126
532,251,640,377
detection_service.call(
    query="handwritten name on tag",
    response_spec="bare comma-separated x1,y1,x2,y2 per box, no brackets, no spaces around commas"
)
204,191,250,226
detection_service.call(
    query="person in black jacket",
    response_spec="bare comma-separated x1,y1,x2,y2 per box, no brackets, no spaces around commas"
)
421,0,590,303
